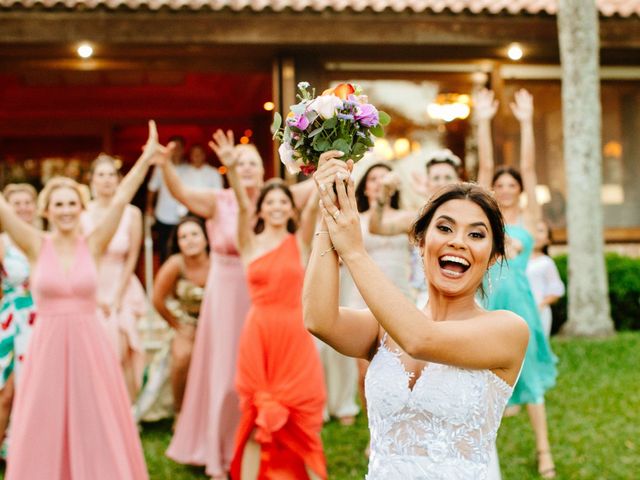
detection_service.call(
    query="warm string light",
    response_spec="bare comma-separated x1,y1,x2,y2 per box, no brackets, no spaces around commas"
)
373,138,415,160
427,93,471,122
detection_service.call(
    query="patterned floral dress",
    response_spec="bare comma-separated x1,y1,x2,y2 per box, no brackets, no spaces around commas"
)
0,235,37,458
0,235,36,388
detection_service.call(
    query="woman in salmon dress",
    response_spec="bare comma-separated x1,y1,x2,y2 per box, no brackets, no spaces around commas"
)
82,155,147,401
0,121,163,479
208,130,326,479
161,130,315,479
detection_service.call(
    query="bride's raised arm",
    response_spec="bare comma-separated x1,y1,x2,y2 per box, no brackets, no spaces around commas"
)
303,153,379,360
316,175,528,383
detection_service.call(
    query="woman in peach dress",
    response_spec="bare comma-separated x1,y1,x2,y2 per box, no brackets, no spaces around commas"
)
0,121,163,479
82,155,147,401
214,130,326,480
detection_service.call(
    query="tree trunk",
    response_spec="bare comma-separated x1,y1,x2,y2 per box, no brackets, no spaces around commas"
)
557,0,614,337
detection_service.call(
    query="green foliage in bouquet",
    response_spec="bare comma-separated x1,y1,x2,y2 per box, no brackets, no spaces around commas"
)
272,82,390,176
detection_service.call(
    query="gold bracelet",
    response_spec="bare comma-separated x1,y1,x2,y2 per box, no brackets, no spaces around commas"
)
320,246,336,257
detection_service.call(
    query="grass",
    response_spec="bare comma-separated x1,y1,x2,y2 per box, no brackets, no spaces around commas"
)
2,332,639,479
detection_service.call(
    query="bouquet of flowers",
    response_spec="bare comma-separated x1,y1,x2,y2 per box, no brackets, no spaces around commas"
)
272,82,390,176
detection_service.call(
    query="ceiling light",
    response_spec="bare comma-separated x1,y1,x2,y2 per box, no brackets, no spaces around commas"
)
507,43,523,61
77,43,94,59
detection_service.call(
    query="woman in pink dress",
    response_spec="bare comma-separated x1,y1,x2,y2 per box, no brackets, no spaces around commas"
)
0,121,163,480
161,130,315,479
82,154,147,401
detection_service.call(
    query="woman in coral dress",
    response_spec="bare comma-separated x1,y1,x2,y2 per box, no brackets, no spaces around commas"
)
209,130,326,479
161,130,315,479
0,121,162,479
82,154,147,401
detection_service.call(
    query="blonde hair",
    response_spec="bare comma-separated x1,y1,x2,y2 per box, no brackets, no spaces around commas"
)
3,183,37,202
235,144,264,166
90,154,121,177
37,176,90,217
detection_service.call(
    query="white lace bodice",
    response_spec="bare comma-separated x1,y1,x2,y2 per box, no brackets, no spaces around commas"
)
364,336,513,479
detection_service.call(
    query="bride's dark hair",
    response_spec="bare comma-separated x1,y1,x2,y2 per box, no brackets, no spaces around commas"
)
411,183,506,263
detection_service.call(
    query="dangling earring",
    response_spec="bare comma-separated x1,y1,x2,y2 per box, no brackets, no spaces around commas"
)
486,271,493,295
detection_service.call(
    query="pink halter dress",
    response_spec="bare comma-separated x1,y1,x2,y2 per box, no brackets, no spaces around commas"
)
5,235,148,480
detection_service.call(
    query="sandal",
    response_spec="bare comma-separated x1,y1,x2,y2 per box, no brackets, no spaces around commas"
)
537,450,556,479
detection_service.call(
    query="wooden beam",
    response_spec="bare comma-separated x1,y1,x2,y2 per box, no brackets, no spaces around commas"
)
0,12,562,46
1,11,637,50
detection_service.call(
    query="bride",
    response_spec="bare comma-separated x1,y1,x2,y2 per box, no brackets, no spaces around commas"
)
303,153,528,479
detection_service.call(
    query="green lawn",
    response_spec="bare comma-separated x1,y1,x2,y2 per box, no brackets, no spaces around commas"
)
2,332,639,479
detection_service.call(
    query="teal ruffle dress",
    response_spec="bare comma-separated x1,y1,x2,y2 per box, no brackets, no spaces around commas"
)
484,224,557,405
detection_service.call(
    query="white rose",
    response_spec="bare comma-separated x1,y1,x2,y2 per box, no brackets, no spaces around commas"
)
310,94,343,120
279,143,300,175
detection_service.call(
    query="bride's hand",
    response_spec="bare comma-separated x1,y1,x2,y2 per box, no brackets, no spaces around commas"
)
313,151,354,205
318,174,364,260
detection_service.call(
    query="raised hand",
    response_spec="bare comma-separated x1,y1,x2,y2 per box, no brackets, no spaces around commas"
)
318,174,364,259
410,170,429,198
208,129,238,167
510,89,533,123
473,89,499,122
380,171,400,201
141,120,168,164
313,150,353,205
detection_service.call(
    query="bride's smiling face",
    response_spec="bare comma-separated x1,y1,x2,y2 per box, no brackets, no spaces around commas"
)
422,199,495,297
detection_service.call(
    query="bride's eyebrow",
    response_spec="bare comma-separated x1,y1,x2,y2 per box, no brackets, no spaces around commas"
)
470,222,488,229
436,215,455,223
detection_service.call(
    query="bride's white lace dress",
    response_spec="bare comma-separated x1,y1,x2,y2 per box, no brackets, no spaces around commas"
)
365,335,513,479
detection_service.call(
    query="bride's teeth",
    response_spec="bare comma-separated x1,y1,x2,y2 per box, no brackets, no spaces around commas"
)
442,268,463,277
441,255,469,266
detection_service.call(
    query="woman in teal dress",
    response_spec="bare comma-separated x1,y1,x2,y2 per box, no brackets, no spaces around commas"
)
476,88,557,479
485,224,556,404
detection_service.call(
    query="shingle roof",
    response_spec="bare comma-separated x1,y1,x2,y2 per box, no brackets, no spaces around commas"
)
1,0,638,15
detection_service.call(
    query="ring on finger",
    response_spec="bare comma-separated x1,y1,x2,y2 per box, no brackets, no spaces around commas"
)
332,210,341,220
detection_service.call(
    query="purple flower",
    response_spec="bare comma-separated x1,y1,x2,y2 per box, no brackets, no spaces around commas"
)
354,103,379,127
287,114,310,130
337,113,355,122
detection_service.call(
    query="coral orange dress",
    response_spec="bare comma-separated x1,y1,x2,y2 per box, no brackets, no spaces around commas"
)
230,234,327,480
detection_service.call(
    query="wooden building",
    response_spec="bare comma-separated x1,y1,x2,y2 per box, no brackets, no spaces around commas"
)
1,0,639,242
